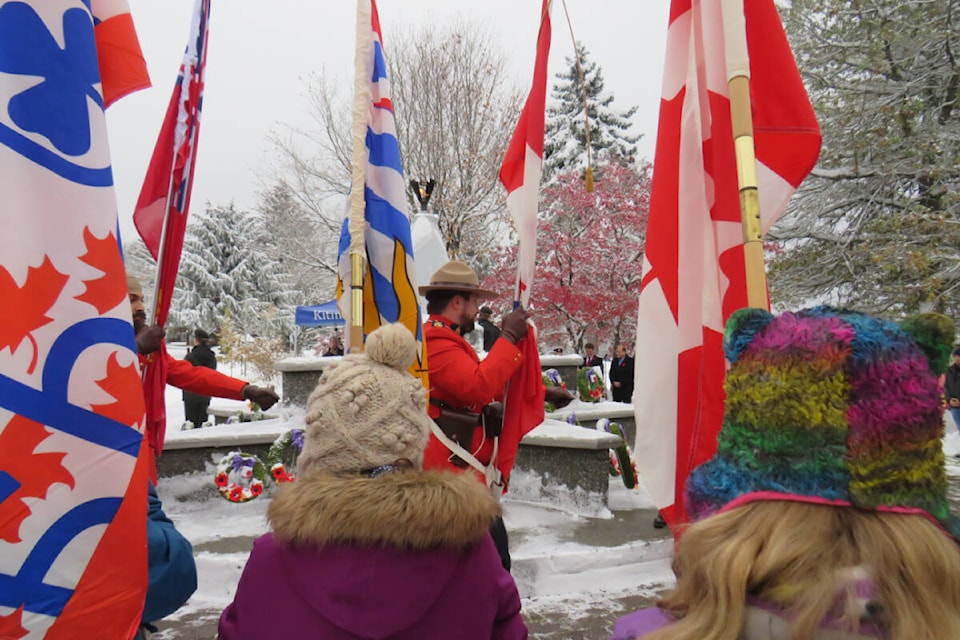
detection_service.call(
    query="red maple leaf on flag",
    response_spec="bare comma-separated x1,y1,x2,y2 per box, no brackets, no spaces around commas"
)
0,415,75,543
0,258,68,375
91,351,145,427
75,227,127,314
0,604,28,640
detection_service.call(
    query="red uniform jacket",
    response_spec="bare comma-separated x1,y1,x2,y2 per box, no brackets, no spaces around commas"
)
140,346,250,479
140,349,248,400
422,315,523,474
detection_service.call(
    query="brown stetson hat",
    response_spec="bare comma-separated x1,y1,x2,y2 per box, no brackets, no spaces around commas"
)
418,260,499,299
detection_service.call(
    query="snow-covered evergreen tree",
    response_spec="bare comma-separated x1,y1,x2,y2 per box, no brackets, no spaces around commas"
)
543,42,639,182
770,0,960,316
256,183,335,305
171,204,295,340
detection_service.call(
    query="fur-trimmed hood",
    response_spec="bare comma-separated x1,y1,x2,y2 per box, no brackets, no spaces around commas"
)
268,468,500,549
219,469,526,640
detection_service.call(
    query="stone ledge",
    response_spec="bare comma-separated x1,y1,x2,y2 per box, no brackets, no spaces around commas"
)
546,402,636,449
163,418,621,452
162,419,289,451
522,419,622,450
538,354,586,367
548,403,634,422
158,417,623,500
275,355,341,372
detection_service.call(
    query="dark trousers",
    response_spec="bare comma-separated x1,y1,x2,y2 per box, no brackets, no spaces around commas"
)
183,396,211,429
489,515,511,572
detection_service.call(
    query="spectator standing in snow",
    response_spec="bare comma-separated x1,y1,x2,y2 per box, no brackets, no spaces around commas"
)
324,334,344,356
612,308,960,640
945,347,960,431
182,328,217,429
581,342,603,369
218,323,527,640
478,305,501,352
609,343,635,402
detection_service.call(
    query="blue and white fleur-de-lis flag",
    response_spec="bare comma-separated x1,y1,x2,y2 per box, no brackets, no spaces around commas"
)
337,0,427,390
0,1,151,638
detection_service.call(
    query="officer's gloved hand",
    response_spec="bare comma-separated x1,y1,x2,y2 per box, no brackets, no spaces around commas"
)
243,385,280,410
136,324,165,355
544,386,574,408
499,306,530,345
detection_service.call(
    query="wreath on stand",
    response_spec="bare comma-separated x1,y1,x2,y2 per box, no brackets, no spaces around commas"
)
214,451,268,503
596,418,638,489
542,369,568,412
225,401,265,424
577,367,605,403
265,428,304,484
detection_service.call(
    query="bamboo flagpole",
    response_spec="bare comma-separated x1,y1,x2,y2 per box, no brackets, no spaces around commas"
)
347,0,374,353
721,0,768,310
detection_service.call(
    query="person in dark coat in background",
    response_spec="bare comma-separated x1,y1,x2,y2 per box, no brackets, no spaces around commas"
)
324,334,344,356
609,343,635,403
182,328,217,429
945,347,960,431
478,306,501,352
581,342,603,369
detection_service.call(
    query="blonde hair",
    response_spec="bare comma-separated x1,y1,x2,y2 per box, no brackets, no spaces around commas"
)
640,501,960,640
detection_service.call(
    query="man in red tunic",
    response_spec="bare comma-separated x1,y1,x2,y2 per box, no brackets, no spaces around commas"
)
419,260,571,570
128,275,279,458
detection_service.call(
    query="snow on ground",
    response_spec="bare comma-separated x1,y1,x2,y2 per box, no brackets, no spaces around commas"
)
944,424,960,471
157,464,675,624
158,472,271,545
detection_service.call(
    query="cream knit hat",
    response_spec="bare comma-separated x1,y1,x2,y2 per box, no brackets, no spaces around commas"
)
298,323,432,475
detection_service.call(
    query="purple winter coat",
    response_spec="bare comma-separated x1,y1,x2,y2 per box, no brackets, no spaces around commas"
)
611,608,672,639
218,470,527,640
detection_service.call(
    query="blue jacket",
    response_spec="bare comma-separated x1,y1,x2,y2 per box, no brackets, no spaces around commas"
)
145,484,197,622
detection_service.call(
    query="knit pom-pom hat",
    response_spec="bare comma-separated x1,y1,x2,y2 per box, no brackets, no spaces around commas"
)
686,306,960,539
298,323,433,475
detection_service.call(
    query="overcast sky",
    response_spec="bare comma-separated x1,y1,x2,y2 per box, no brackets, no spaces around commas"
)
107,0,670,243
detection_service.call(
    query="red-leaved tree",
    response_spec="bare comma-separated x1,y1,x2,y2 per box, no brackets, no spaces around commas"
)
482,157,650,354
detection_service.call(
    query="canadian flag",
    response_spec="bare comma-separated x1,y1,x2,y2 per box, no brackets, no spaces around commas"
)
632,0,821,530
498,0,551,308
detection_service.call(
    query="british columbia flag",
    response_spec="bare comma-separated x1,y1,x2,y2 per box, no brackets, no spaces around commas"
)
337,0,426,387
0,1,150,637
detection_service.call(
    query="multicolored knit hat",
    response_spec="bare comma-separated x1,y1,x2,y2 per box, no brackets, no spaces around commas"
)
686,306,960,539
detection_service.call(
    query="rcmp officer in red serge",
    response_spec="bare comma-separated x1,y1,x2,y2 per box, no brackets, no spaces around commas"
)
420,260,572,570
